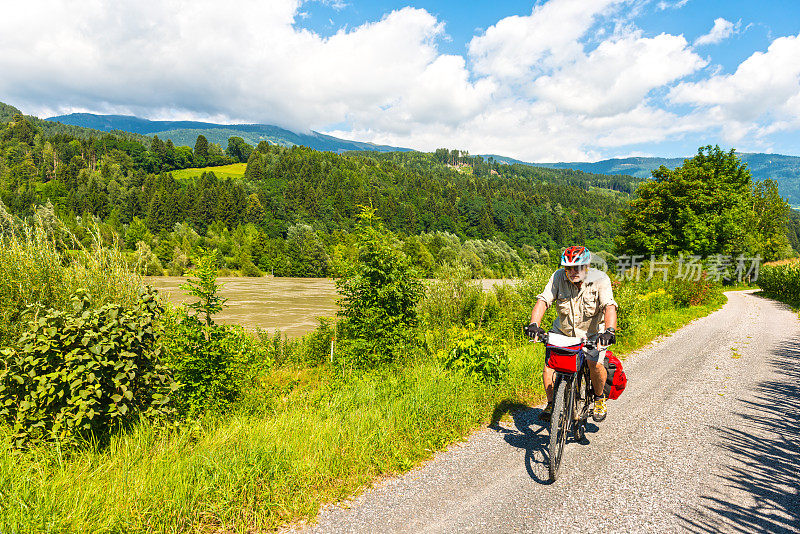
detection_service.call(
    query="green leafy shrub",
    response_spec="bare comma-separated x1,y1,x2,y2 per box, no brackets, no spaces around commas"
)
336,207,424,369
417,269,481,339
240,259,263,277
161,312,262,416
257,319,334,369
0,287,175,448
442,327,508,382
256,330,306,367
162,250,269,416
300,317,335,367
667,274,721,307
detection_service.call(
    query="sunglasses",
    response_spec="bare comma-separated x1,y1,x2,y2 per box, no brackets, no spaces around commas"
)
564,265,586,272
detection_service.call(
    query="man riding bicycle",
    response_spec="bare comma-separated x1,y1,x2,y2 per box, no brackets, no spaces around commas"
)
526,246,618,422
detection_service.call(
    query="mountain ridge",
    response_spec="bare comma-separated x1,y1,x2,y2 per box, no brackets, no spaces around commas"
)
46,113,411,154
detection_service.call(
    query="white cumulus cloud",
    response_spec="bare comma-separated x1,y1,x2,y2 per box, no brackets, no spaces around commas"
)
532,31,705,117
467,0,627,81
670,33,800,142
694,18,738,46
0,0,487,133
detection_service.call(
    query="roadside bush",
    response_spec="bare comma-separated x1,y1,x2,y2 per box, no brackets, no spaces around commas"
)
667,274,720,307
759,261,800,305
481,282,528,343
442,327,508,382
302,317,335,366
336,208,424,370
417,268,481,339
257,330,306,367
161,250,268,416
0,287,175,448
251,319,334,369
161,312,263,416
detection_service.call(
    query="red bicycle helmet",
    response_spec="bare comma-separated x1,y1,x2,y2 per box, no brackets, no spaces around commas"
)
561,246,591,266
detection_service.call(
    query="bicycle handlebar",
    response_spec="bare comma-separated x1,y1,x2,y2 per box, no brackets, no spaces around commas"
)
524,330,613,350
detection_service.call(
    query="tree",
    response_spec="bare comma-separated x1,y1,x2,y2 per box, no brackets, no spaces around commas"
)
244,150,264,181
286,223,329,277
193,135,209,166
226,136,253,163
180,250,228,327
751,179,793,261
616,146,790,259
244,192,265,225
150,135,165,159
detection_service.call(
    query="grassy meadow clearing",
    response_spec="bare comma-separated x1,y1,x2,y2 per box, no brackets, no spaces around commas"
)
170,163,247,180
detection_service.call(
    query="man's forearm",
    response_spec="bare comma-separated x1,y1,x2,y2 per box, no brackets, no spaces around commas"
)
604,304,617,330
530,299,548,325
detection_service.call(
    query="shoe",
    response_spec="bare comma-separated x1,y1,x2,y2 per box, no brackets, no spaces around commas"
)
539,402,553,422
592,396,607,422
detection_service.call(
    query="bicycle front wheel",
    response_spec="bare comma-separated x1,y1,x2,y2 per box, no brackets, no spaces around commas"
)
548,377,572,481
574,366,592,442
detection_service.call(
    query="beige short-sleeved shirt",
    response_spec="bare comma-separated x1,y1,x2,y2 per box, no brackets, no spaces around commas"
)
536,268,618,339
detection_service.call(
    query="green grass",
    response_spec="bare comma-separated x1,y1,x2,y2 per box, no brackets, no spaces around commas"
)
0,293,729,533
0,350,542,533
170,163,247,180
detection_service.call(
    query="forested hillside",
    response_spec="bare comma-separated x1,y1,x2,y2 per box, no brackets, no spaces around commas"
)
3,105,797,278
1,107,628,278
523,152,800,206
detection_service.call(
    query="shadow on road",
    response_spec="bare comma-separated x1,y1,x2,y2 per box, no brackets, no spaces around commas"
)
679,341,800,533
489,401,598,485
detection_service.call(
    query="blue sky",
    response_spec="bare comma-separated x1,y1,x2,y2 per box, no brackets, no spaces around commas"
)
2,0,799,161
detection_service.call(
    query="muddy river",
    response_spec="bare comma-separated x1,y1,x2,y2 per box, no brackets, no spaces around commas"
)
146,277,516,338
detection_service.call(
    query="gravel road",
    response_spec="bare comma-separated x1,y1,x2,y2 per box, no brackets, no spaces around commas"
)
296,291,800,533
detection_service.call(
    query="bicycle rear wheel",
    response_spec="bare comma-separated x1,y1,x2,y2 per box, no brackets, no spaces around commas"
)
548,377,573,481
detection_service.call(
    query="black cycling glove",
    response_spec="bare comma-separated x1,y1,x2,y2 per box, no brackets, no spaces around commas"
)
524,323,546,340
599,328,616,345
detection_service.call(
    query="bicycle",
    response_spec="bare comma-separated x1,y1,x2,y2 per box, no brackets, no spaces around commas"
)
535,332,604,481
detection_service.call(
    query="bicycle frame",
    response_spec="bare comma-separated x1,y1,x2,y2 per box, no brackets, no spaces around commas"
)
545,339,596,481
551,354,593,430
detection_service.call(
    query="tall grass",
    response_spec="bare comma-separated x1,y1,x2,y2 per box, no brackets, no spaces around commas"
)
0,221,143,347
0,346,542,533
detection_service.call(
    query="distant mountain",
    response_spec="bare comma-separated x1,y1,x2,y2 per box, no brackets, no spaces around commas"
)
46,113,410,154
484,153,800,207
1,104,152,144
